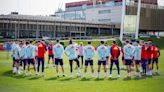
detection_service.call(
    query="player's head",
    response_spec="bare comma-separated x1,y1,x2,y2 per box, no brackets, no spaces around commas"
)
105,42,108,46
56,39,59,43
122,41,126,46
88,41,91,45
100,41,104,45
69,40,72,44
80,42,83,46
26,41,29,45
112,40,117,45
29,40,33,44
148,40,152,46
125,40,129,45
19,42,23,47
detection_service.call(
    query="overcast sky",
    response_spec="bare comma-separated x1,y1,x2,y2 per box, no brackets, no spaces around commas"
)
0,0,164,15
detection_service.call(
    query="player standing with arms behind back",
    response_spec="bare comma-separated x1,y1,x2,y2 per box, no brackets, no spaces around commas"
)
83,41,95,78
133,40,142,77
109,41,120,78
53,39,65,77
97,41,108,78
124,40,135,78
37,40,46,77
152,45,160,75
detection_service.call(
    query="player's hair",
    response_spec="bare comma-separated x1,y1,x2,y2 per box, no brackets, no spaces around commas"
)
136,40,140,44
26,41,29,45
88,41,91,44
29,40,33,44
69,40,72,44
100,41,104,44
113,40,116,44
56,39,59,43
126,40,129,43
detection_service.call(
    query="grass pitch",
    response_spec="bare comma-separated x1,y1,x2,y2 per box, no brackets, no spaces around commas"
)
0,51,164,92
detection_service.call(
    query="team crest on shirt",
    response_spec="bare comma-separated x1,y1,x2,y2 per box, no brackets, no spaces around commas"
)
113,47,118,50
154,48,158,51
38,44,43,47
101,46,105,50
57,45,60,48
88,47,92,49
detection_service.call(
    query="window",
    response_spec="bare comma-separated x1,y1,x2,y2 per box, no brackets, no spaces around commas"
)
98,19,111,22
98,9,111,14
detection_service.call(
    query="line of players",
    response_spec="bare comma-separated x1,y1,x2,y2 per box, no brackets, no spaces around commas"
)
11,39,160,78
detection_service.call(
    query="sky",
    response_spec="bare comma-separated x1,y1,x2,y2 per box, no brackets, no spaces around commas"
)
0,0,164,15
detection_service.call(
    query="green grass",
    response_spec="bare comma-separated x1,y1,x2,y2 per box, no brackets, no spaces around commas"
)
0,50,164,92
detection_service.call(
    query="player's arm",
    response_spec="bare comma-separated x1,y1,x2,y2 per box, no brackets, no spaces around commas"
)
158,50,160,57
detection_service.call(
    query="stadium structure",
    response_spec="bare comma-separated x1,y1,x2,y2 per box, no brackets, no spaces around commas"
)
0,0,164,39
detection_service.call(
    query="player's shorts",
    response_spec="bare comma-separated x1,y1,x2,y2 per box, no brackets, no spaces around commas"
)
85,60,93,66
55,58,63,65
13,57,16,61
135,60,141,65
148,59,152,64
98,60,106,65
27,59,35,65
48,55,54,59
152,58,158,64
125,59,132,65
122,57,124,61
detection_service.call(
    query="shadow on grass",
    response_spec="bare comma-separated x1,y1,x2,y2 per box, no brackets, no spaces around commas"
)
108,77,118,81
132,77,146,80
45,77,58,81
28,76,41,80
80,78,92,81
94,78,105,81
2,70,27,79
59,77,76,81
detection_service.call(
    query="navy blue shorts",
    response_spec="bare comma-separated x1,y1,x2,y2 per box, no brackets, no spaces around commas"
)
148,59,153,64
152,58,158,64
55,58,63,65
98,60,106,65
48,55,54,59
85,60,93,66
27,59,35,65
125,59,132,65
135,60,141,65
122,57,124,61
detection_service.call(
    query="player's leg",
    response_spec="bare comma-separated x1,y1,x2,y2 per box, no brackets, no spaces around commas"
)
60,59,65,77
75,58,81,77
147,59,152,76
27,59,31,76
155,58,159,74
103,61,107,78
69,60,73,78
109,60,114,78
97,61,101,78
47,55,50,67
84,60,88,78
81,56,84,68
90,60,94,77
54,58,59,77
37,58,41,75
115,60,120,77
23,59,27,75
17,60,21,74
135,60,140,77
31,59,36,76
106,57,109,68
12,57,17,73
41,58,45,77
142,59,146,76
